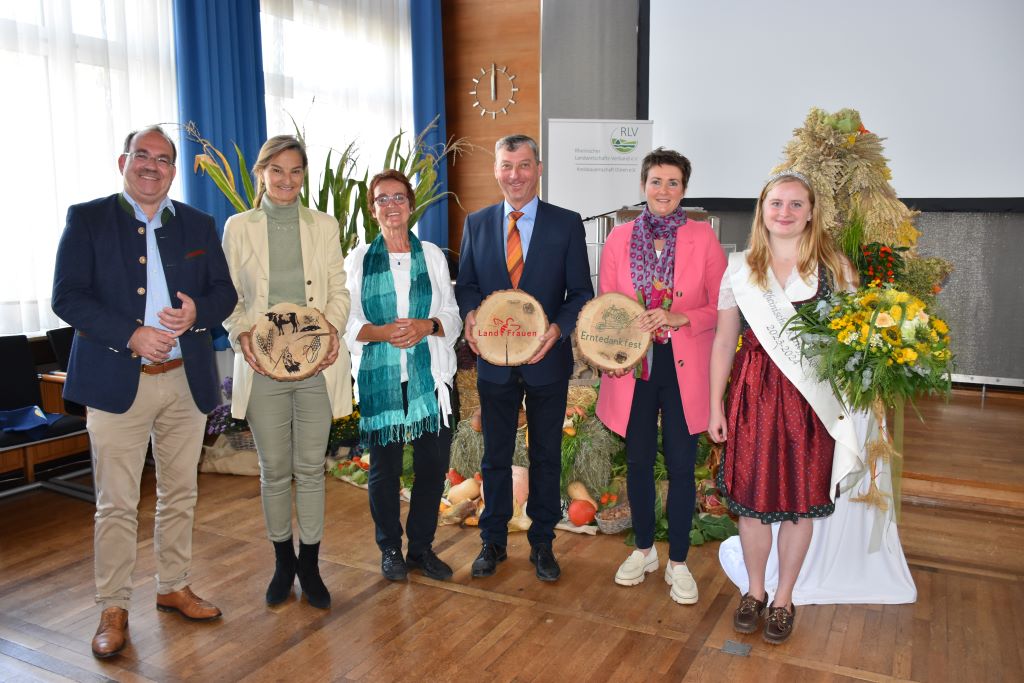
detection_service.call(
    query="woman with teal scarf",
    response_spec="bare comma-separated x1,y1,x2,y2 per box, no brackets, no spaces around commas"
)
344,170,462,582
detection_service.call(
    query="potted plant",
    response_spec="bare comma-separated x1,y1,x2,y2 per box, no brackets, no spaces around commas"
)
185,115,468,256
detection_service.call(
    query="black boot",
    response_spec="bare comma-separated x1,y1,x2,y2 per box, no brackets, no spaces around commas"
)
266,538,297,605
296,542,331,609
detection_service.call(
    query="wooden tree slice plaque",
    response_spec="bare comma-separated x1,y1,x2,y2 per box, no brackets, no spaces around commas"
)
473,290,547,366
575,292,650,372
250,303,332,381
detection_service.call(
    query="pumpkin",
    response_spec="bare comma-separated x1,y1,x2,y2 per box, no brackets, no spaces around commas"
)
567,499,596,526
448,478,481,505
511,465,529,506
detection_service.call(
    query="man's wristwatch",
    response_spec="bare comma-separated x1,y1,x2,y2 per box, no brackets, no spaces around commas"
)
430,318,440,335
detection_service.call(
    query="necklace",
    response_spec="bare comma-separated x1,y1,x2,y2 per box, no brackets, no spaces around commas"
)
390,252,409,267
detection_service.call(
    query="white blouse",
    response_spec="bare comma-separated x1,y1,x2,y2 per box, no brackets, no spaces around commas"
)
343,241,463,424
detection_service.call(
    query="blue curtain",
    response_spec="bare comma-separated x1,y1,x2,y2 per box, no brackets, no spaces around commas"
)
172,0,267,238
173,0,267,350
410,0,449,249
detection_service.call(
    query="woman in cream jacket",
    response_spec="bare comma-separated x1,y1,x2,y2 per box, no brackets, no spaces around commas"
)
222,135,351,610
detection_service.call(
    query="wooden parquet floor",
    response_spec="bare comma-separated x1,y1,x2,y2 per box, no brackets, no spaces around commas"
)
1,391,1022,682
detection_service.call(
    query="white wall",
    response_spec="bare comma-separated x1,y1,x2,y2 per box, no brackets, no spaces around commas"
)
650,0,1024,198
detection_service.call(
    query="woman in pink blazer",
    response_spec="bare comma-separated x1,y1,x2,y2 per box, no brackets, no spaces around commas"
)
595,148,726,604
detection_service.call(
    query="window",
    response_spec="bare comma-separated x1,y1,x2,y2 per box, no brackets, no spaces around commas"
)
260,0,413,214
0,0,179,335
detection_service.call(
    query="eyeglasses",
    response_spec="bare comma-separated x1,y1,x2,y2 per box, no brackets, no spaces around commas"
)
126,150,175,169
373,193,408,207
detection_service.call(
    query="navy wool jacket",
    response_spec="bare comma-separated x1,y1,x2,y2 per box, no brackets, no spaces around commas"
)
455,199,594,386
51,194,237,414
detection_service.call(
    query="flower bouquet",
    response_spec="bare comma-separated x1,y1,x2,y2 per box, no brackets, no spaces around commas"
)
786,284,952,517
786,284,952,413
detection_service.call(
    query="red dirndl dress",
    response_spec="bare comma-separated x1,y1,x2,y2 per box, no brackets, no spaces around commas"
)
716,271,836,524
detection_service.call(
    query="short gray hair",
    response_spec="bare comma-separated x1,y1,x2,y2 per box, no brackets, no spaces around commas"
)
123,125,177,164
495,134,540,163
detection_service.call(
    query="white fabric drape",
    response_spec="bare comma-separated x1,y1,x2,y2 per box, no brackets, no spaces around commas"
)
0,0,179,335
260,0,414,219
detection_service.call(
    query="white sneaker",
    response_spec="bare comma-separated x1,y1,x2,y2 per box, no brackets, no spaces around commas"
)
614,548,659,586
665,562,698,604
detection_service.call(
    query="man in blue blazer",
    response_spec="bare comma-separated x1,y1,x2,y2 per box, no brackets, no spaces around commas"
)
51,126,237,658
456,134,594,581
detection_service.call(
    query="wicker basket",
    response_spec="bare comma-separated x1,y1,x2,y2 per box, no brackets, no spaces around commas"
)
226,430,256,451
595,502,632,534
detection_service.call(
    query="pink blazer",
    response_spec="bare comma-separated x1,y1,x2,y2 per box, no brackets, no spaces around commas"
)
595,219,727,436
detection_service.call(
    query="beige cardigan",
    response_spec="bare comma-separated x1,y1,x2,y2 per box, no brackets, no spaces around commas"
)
222,204,352,419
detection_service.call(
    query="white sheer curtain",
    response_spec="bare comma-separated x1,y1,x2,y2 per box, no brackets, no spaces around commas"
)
260,0,414,221
0,0,179,336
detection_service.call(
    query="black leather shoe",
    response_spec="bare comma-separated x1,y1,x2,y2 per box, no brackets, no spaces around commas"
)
406,548,453,581
529,543,561,582
471,543,508,578
381,547,408,581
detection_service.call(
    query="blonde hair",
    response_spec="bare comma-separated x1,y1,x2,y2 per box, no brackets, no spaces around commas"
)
746,175,855,290
252,135,308,207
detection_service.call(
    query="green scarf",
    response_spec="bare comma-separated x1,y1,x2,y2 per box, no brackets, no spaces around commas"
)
358,233,438,446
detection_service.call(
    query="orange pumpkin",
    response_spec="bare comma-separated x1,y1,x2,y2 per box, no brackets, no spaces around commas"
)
567,499,596,526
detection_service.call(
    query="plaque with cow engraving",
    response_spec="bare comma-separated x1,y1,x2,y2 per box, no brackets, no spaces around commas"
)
574,292,650,373
473,290,547,366
250,303,332,381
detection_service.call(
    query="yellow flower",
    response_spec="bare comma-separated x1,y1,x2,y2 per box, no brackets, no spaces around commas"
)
830,317,847,330
858,292,879,307
882,327,902,346
883,167,892,180
894,291,910,304
889,305,904,320
932,318,949,335
846,134,857,147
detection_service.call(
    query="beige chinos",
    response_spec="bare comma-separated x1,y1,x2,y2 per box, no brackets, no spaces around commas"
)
87,366,207,610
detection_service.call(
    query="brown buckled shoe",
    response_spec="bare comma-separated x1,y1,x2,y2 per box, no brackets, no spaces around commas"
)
763,602,796,644
91,607,128,658
733,593,768,634
156,586,222,621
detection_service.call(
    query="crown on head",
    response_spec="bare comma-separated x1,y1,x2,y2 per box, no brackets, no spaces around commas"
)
766,169,811,186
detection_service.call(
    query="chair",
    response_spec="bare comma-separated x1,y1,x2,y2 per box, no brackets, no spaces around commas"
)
45,327,85,416
46,326,75,371
0,335,92,501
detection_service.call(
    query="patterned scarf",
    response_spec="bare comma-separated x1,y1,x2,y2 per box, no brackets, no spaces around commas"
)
629,205,686,379
357,233,437,447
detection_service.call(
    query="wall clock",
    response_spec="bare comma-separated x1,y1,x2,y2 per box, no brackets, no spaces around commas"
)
469,63,519,119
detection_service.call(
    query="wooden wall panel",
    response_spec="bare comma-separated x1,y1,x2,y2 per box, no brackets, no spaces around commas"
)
442,0,540,252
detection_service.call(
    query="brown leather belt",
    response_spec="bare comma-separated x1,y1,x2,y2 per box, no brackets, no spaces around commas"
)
140,358,184,375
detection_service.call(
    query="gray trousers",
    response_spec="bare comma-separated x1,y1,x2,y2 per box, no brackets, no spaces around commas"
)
246,372,332,544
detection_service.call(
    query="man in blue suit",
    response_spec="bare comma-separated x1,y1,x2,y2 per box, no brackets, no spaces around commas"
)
51,126,237,658
456,134,594,581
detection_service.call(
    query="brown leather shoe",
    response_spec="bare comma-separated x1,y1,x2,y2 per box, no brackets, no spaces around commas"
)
156,586,222,621
733,593,768,634
763,602,796,644
91,607,128,658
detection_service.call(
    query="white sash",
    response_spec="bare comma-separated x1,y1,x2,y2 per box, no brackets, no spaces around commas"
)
727,252,866,498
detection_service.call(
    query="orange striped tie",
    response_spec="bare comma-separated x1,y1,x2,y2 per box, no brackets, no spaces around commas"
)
506,210,524,288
